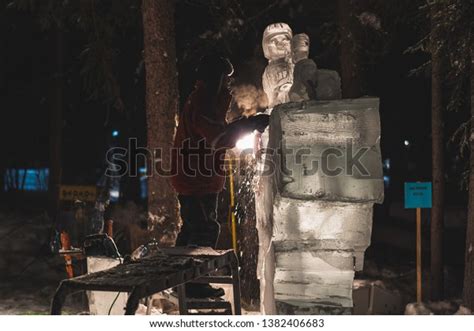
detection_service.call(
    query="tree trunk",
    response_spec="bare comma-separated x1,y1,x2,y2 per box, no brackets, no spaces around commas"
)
337,0,363,98
463,39,474,311
430,2,445,301
48,27,63,220
0,163,4,197
142,0,179,246
0,4,6,198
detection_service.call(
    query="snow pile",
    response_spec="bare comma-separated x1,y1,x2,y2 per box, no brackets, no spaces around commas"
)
405,301,472,315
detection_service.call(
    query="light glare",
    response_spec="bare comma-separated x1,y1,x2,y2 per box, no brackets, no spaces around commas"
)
235,132,255,150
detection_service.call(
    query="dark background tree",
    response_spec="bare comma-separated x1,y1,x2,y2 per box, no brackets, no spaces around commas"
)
337,0,364,98
419,0,474,306
465,34,474,311
141,0,179,246
429,0,446,301
48,25,63,223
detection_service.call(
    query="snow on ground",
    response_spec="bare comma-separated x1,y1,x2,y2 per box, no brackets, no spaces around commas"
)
405,302,472,315
0,209,470,315
0,279,85,315
0,210,260,315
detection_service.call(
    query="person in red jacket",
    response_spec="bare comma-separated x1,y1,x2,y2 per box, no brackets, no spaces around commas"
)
171,55,268,298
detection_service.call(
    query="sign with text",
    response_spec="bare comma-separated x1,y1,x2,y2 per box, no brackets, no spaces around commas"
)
404,182,432,209
60,185,97,202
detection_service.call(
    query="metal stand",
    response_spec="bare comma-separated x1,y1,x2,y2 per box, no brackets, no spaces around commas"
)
50,247,241,315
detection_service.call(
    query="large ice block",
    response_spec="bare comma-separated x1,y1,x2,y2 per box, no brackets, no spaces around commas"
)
272,197,373,251
255,97,383,315
269,98,383,203
274,249,354,271
273,251,355,307
275,301,351,315
275,282,353,307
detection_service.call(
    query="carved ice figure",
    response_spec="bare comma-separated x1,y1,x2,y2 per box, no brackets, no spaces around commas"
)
289,33,318,102
262,23,294,108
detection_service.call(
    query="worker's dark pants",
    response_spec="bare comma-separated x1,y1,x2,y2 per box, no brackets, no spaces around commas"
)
175,193,220,248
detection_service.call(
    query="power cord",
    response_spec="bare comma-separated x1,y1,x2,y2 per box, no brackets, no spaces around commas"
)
108,291,121,315
107,240,123,315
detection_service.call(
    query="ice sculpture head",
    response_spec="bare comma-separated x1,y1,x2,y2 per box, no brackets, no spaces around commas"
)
262,23,293,61
291,33,310,63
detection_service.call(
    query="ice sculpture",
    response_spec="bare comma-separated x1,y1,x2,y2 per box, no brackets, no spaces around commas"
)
261,23,294,108
261,24,342,106
289,33,318,102
255,22,383,316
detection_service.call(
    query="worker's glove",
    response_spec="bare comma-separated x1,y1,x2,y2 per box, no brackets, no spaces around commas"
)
248,114,270,133
217,114,270,148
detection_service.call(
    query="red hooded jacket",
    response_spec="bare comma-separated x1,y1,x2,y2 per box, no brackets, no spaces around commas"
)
170,81,232,195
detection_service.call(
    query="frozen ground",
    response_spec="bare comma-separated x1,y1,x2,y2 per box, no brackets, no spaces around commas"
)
0,279,85,315
0,207,469,315
0,210,260,315
0,209,84,314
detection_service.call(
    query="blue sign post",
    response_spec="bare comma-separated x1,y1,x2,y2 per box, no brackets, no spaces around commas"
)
404,182,432,209
404,182,432,304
